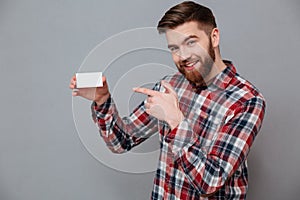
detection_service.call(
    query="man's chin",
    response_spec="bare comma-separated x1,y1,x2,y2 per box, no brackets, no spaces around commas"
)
185,74,206,87
178,67,206,86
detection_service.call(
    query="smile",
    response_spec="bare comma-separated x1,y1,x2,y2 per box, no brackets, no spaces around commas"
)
183,60,199,71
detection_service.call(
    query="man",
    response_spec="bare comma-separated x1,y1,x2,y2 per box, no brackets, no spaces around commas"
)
69,1,265,199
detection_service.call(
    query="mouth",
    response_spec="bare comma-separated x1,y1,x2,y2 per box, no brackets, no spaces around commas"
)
181,60,199,71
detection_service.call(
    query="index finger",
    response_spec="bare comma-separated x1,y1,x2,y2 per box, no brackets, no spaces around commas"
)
133,87,160,96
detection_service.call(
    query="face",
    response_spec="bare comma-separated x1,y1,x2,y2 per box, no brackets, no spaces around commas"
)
165,21,216,87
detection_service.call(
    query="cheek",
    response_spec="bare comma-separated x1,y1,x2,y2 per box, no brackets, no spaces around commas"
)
193,46,206,57
172,54,180,63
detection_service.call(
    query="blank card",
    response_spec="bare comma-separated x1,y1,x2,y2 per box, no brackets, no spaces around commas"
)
76,72,103,88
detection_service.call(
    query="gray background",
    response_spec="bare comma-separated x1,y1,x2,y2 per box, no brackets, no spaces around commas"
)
1,0,299,199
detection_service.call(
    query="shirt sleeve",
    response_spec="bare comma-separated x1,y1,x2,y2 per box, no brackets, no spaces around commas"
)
91,83,161,154
164,96,266,195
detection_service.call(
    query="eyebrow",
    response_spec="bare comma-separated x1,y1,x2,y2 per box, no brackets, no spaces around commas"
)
167,35,199,49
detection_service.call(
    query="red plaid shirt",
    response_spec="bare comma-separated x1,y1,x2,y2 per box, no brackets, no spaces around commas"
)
92,61,266,199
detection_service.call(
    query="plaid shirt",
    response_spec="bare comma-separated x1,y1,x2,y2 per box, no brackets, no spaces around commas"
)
92,61,266,199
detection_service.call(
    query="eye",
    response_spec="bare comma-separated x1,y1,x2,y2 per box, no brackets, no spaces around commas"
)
187,40,196,47
169,46,179,53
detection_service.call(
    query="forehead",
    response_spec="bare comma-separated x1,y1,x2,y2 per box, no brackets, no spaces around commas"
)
165,21,208,44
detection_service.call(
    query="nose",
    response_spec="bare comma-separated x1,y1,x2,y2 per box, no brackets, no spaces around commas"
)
176,46,192,61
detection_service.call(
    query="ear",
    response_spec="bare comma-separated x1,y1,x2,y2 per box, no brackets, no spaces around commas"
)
210,28,220,48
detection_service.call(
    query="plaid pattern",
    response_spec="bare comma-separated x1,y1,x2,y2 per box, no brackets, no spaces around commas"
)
92,61,266,199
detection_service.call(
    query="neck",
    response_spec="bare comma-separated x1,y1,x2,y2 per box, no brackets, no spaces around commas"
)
204,56,227,84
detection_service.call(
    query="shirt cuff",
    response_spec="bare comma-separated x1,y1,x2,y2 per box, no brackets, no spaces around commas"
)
164,118,198,160
91,95,113,120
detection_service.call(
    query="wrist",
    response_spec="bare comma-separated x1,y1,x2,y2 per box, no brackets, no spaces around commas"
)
94,93,110,107
167,111,184,130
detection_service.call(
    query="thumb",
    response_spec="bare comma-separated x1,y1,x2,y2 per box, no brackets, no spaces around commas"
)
102,76,108,87
102,76,106,84
161,80,176,95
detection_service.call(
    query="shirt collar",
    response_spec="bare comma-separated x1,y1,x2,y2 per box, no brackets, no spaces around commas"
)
206,60,236,91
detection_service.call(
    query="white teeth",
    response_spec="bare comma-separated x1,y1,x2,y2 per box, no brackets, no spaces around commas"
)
186,61,197,67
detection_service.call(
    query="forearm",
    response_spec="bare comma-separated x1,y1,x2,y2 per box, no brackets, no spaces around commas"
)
92,96,128,153
164,118,227,195
92,96,158,153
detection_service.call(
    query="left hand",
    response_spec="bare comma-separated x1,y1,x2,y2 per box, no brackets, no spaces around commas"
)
133,80,184,130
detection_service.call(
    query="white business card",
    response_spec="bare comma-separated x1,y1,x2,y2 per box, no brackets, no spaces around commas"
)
76,72,103,88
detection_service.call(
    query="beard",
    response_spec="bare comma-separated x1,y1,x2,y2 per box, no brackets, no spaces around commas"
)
177,39,215,87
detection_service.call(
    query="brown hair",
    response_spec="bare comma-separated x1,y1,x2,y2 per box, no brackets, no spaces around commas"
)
157,1,217,35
